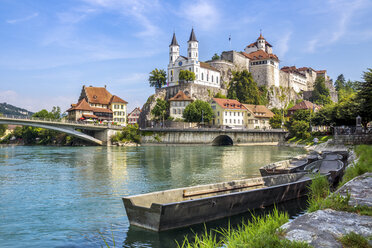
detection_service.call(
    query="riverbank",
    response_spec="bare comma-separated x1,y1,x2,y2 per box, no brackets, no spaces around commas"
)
178,144,372,248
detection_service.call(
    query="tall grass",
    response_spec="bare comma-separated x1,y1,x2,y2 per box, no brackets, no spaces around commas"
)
307,145,372,215
341,145,372,185
177,209,310,248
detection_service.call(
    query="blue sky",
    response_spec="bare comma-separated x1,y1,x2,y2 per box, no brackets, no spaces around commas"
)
0,0,371,113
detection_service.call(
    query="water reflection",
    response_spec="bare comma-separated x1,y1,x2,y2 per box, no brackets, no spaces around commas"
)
0,145,305,248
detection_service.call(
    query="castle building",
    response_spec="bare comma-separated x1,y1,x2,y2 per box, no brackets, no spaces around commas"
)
67,86,128,125
167,29,221,88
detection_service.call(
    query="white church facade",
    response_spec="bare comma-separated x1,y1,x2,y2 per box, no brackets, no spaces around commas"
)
167,29,221,88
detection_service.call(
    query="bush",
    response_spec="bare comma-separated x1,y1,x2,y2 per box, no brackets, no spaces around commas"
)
111,124,141,144
291,120,310,139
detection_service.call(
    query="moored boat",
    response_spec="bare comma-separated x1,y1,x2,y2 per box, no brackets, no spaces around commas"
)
123,172,314,231
259,156,312,177
304,159,344,185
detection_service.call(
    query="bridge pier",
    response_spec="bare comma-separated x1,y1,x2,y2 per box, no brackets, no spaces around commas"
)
94,129,121,146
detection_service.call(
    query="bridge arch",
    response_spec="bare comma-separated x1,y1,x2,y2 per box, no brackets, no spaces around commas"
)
0,120,103,145
212,135,233,146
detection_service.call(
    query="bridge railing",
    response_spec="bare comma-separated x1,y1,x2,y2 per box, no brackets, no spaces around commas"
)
0,114,123,129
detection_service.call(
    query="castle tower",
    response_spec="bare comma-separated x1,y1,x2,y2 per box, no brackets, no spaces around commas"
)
257,33,266,51
169,32,179,64
187,28,198,61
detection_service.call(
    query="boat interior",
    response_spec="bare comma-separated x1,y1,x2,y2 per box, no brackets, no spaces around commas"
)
125,173,309,208
304,160,343,174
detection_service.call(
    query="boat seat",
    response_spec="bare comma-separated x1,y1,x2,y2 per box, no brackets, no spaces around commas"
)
183,182,265,198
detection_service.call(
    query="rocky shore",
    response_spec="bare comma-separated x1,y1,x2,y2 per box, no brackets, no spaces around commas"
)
282,173,372,247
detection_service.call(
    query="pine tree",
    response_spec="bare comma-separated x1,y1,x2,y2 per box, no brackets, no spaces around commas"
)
357,68,372,125
311,76,332,105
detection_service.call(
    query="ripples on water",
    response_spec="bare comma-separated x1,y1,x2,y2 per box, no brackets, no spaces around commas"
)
0,145,305,248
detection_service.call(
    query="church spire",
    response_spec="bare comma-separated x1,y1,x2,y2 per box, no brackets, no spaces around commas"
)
169,32,179,47
188,28,198,42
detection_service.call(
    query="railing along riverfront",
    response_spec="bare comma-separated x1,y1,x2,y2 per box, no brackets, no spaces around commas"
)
140,127,287,132
0,114,123,129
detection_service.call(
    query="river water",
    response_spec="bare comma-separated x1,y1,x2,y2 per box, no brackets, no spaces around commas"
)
0,145,306,248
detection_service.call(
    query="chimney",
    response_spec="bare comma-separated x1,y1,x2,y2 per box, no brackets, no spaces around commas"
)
104,85,107,88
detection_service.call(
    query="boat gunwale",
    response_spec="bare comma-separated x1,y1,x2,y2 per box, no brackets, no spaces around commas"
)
123,172,317,209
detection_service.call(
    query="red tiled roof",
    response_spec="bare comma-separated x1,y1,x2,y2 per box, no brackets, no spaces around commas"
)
200,61,220,72
281,66,297,73
287,100,321,111
212,98,246,110
241,50,278,61
128,107,141,117
246,41,272,49
66,98,93,112
243,104,274,118
85,86,113,105
110,95,128,104
83,114,98,119
316,70,327,74
169,90,193,101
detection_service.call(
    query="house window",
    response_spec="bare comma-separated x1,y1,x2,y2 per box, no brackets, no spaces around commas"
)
225,119,227,123
201,73,204,80
218,119,220,124
230,119,232,123
189,52,191,57
217,111,220,116
173,109,176,114
238,119,240,124
216,77,218,84
212,75,214,82
207,74,209,81
234,119,236,124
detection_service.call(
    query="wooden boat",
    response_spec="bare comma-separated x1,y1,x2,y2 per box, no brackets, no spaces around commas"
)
259,156,311,177
122,172,314,231
304,159,344,185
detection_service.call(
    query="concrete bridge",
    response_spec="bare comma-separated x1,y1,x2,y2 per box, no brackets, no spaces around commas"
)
0,115,121,145
140,128,287,146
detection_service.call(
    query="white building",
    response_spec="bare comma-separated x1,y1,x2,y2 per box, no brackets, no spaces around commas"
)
169,90,193,119
167,29,221,88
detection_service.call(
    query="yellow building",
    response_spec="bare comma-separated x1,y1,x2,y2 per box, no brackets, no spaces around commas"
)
211,98,246,128
243,104,274,129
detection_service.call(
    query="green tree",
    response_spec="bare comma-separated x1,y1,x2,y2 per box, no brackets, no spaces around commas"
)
269,114,282,129
183,100,213,123
286,110,311,138
291,120,310,139
357,68,372,126
311,105,334,126
211,53,220,60
179,70,196,82
151,98,169,124
311,76,332,105
269,108,283,129
334,74,346,92
214,92,227,99
227,70,266,104
0,113,7,137
149,68,166,88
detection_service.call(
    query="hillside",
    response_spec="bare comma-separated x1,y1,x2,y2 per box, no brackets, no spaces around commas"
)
0,102,33,116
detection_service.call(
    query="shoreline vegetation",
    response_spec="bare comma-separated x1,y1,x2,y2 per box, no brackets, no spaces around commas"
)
176,144,372,248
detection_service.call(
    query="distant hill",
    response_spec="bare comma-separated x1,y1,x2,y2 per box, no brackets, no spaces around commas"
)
0,102,33,117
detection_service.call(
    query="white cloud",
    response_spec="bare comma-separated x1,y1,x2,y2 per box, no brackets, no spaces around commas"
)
276,31,292,58
80,0,162,37
180,0,219,30
6,12,39,24
305,0,371,53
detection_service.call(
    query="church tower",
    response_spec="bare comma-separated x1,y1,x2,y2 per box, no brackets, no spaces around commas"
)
257,33,266,51
187,28,198,61
169,32,179,64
